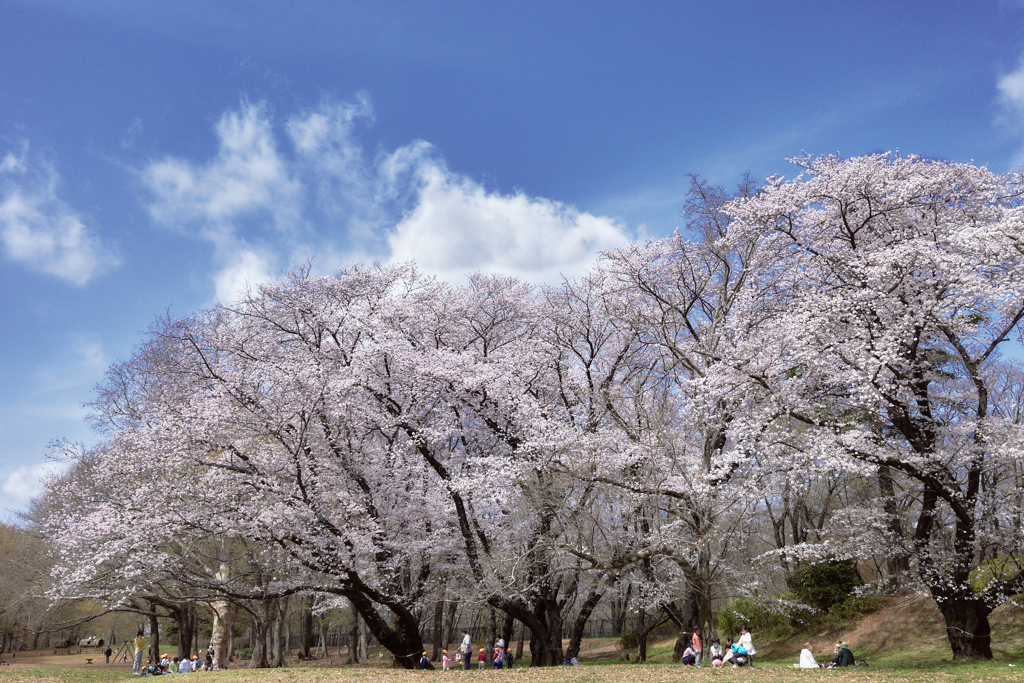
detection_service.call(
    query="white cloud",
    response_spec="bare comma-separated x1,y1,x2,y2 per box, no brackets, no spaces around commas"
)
213,247,279,304
997,53,1024,164
0,461,54,508
142,96,637,297
0,147,119,286
387,159,632,282
143,101,302,242
998,55,1024,117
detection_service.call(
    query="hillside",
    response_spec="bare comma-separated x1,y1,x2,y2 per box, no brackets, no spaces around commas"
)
754,595,1024,665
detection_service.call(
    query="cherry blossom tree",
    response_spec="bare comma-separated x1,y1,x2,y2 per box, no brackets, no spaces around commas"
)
721,153,1024,659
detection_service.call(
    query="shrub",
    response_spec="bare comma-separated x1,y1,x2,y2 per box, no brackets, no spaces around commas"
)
620,632,638,651
716,597,813,640
828,594,883,620
787,558,862,612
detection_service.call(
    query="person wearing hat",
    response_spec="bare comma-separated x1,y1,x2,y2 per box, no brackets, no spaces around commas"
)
478,647,486,669
420,651,430,669
442,649,451,670
832,642,855,667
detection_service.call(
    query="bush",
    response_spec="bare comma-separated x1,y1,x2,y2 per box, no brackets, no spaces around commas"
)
620,632,638,651
787,558,862,612
235,647,253,661
716,597,813,640
828,594,883,620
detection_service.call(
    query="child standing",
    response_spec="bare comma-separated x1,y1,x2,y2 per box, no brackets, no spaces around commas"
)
420,652,430,669
478,648,486,669
442,649,451,670
492,646,504,669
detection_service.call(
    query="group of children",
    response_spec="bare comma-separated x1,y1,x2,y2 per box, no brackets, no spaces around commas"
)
424,637,514,670
136,650,212,676
680,626,757,667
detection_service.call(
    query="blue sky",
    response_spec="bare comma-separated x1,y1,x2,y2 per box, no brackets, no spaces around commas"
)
3,0,1024,519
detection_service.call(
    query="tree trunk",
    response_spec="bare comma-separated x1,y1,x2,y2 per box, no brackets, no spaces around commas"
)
636,607,647,663
248,604,270,668
344,588,428,669
317,616,326,658
500,612,515,651
358,614,367,661
431,601,443,661
527,597,564,666
564,588,604,660
301,597,313,658
347,601,360,664
173,606,193,661
938,596,993,659
283,606,292,656
441,601,458,653
879,465,911,578
486,607,497,666
210,598,232,670
515,621,524,660
226,606,236,664
148,611,160,668
269,598,287,667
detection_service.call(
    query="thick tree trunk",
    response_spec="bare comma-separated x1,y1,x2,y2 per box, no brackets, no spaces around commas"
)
527,598,564,666
248,604,270,668
269,598,287,667
173,605,194,661
500,612,515,650
565,588,604,660
148,612,160,668
937,596,993,659
344,588,428,669
210,598,232,670
347,602,360,664
301,597,313,658
668,593,698,663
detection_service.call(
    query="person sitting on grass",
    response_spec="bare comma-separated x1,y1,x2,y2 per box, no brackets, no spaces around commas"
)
178,655,192,673
729,637,749,667
797,643,819,668
830,642,855,667
708,638,723,665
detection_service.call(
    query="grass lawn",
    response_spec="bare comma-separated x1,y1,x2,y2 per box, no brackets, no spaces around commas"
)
3,595,1021,683
1,660,1023,683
